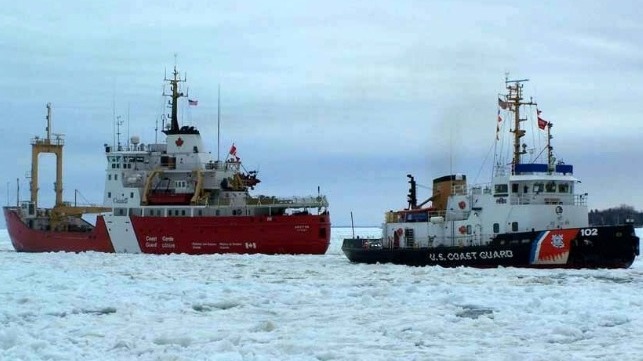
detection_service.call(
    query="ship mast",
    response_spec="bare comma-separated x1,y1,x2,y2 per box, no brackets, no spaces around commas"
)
546,120,554,173
504,76,536,168
162,66,187,134
30,103,64,208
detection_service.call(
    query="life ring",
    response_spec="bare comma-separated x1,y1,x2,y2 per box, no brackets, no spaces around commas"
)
458,201,466,210
458,225,467,234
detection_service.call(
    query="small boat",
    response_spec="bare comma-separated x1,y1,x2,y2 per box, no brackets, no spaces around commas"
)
342,77,639,268
4,66,330,254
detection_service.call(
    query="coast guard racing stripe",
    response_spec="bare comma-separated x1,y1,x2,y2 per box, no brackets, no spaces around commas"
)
103,215,142,253
529,229,578,265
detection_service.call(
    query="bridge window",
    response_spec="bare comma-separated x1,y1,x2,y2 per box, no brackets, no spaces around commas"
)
545,181,556,192
494,184,508,195
108,174,112,180
512,222,518,231
511,183,519,193
533,183,544,193
107,192,111,198
558,183,570,193
493,223,499,233
130,192,134,198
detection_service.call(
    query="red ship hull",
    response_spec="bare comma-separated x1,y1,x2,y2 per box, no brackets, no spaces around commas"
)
4,207,330,254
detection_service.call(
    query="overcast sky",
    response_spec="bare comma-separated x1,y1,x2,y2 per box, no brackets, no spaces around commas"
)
1,0,642,227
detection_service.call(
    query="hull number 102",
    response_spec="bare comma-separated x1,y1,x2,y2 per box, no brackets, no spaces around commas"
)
580,228,598,237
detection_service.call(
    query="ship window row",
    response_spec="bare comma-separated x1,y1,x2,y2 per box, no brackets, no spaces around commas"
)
533,182,571,194
129,208,205,217
125,156,145,163
106,192,132,198
140,209,205,217
498,181,572,195
107,174,119,181
112,163,135,169
492,222,518,233
119,208,229,217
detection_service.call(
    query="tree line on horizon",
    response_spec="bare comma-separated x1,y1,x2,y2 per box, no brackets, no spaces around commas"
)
589,205,642,227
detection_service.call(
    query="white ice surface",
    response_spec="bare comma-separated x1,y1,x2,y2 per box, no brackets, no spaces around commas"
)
0,228,642,361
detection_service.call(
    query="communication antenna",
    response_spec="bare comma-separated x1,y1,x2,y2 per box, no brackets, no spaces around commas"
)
217,84,221,161
127,103,130,149
116,115,124,151
112,87,116,148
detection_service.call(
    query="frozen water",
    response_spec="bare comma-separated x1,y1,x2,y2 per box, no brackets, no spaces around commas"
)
0,228,641,360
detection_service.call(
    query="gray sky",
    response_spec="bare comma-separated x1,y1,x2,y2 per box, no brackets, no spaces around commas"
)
1,0,642,227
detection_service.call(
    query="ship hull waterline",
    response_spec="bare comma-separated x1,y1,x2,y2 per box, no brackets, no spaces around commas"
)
4,207,331,255
342,225,639,269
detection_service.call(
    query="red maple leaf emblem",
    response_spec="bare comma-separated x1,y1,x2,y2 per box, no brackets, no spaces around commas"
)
175,137,184,147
